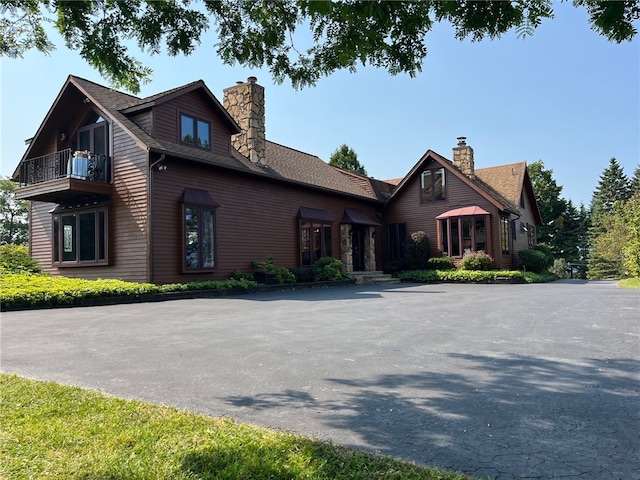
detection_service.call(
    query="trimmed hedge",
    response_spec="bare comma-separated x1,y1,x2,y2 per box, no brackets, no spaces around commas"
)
0,274,257,309
396,269,556,284
427,257,455,270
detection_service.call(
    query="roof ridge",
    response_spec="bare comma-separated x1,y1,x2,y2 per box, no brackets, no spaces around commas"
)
69,75,140,101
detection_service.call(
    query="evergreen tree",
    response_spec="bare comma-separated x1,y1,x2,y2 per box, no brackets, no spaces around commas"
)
329,145,367,176
587,158,634,279
590,157,632,218
630,164,640,195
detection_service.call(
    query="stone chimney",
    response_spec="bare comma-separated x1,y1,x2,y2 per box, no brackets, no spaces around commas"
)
452,136,475,179
223,76,266,165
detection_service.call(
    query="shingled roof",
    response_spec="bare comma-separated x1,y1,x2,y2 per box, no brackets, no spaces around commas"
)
475,162,526,206
46,76,385,201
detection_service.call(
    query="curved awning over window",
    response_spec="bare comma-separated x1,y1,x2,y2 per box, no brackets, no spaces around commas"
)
340,208,380,226
297,207,332,222
436,205,490,219
180,187,219,206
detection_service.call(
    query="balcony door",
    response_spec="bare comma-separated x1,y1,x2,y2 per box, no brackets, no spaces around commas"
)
77,116,108,156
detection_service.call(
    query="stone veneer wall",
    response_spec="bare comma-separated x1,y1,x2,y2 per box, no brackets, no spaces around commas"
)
364,231,376,271
223,76,266,164
452,143,475,179
340,224,353,272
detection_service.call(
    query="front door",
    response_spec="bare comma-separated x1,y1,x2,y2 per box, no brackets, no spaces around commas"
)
351,224,366,271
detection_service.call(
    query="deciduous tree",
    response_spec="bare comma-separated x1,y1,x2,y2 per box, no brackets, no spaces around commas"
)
329,144,367,175
0,178,28,245
1,1,638,93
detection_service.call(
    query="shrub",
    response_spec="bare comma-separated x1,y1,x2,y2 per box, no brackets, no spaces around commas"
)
533,244,554,266
251,256,295,284
0,244,43,275
402,231,431,270
313,257,343,281
549,258,569,279
460,251,494,271
288,267,316,283
229,269,254,281
519,248,553,273
427,256,455,270
274,267,296,284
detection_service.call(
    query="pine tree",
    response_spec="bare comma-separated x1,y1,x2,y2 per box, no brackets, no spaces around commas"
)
590,157,632,218
587,158,633,279
630,164,640,195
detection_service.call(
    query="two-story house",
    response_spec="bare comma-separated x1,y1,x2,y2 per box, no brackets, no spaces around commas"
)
12,75,541,284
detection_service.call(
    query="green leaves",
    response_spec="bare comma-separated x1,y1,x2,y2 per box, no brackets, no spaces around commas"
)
329,144,367,175
1,0,637,91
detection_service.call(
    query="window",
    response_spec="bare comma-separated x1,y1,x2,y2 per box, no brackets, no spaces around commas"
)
298,208,332,266
180,114,211,149
77,114,109,156
439,216,487,257
501,216,510,255
527,223,536,248
52,206,108,265
387,223,407,262
421,167,445,202
300,222,332,266
184,205,216,270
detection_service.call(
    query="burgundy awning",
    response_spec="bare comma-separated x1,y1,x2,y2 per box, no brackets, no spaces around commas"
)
180,188,220,206
340,208,381,226
436,205,490,219
297,207,333,222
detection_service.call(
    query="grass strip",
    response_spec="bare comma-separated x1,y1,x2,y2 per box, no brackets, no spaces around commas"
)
0,374,474,480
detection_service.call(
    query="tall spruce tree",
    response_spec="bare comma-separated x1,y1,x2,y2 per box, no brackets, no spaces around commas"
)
590,157,632,218
587,158,633,279
630,164,640,195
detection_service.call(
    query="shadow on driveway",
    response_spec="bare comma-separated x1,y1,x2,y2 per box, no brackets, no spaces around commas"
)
225,353,639,479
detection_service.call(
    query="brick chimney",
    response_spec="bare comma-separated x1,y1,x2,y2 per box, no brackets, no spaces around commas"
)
223,76,266,165
452,136,475,179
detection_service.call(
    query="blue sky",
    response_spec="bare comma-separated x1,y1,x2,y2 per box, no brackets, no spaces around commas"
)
1,2,638,206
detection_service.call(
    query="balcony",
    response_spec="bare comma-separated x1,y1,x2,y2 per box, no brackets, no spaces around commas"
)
15,149,113,203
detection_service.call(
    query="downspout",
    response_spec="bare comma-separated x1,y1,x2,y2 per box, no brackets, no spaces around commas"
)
148,153,166,283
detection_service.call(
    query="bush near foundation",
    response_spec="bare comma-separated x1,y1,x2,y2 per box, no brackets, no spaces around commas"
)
0,244,43,275
519,248,553,273
427,257,455,270
313,257,344,281
460,251,494,271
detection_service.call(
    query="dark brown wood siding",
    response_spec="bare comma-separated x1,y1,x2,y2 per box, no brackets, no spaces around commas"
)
152,90,232,157
150,159,381,284
383,158,512,269
27,123,150,282
129,110,152,135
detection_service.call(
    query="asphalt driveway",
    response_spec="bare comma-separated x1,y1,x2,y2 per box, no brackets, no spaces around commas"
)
2,280,639,479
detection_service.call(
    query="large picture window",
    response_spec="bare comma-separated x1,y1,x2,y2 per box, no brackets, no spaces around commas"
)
421,167,446,202
439,216,486,257
52,206,108,266
184,205,216,270
180,114,211,150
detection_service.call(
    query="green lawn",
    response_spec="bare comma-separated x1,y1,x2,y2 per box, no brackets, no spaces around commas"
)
1,374,474,480
619,277,640,289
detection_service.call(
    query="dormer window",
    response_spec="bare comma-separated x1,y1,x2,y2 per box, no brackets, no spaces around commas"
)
180,114,211,150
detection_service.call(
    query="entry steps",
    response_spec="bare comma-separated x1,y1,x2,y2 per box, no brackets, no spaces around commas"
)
351,271,401,285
